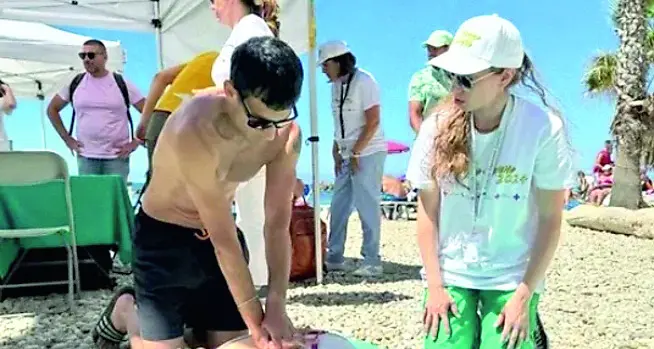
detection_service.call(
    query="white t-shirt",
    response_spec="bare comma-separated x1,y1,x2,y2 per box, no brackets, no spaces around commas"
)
406,95,576,292
331,69,386,158
211,14,274,86
210,14,273,288
0,97,9,151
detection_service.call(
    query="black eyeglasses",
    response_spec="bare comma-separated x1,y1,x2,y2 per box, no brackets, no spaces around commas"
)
242,98,298,130
78,52,97,60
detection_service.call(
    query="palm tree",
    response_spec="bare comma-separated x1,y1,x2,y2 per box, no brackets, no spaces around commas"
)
583,0,653,209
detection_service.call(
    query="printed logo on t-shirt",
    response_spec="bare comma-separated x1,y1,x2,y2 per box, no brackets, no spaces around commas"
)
442,163,529,202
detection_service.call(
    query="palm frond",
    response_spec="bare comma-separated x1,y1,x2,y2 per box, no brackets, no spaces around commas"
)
609,0,619,28
646,23,654,62
583,52,618,97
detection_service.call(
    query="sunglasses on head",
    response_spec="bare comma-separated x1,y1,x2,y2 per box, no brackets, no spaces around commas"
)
78,52,97,60
445,69,501,90
242,100,298,130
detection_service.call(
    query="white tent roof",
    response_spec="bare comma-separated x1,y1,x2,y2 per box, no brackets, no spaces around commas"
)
0,19,125,98
0,0,309,68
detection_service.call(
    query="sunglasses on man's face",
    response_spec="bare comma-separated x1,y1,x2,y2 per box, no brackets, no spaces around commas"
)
242,100,298,130
78,52,98,60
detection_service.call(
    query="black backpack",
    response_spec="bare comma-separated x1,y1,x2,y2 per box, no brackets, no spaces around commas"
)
67,72,134,139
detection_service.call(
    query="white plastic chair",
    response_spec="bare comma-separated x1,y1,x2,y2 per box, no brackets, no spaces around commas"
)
0,151,80,309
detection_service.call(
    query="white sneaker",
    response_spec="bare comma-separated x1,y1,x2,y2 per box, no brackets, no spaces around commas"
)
352,265,383,277
325,261,348,271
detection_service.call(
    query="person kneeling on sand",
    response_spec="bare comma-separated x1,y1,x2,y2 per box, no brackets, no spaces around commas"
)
91,36,304,349
407,14,574,349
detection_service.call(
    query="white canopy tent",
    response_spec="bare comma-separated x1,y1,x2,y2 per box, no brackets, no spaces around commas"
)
0,0,310,69
0,0,324,283
0,19,125,148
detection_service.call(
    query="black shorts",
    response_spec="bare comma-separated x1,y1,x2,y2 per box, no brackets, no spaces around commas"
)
132,209,249,341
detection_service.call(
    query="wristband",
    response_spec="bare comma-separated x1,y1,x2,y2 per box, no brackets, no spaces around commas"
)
237,295,259,309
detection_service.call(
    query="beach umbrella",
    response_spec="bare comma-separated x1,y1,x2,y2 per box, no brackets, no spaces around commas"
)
387,140,410,154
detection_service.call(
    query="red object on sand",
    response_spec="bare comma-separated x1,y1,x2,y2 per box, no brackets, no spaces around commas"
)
387,140,409,154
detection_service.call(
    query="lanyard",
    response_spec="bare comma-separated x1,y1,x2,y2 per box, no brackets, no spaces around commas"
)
338,70,356,139
468,97,514,225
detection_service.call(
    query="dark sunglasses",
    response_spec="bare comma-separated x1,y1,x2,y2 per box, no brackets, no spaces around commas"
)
242,99,298,130
445,70,499,90
78,52,97,60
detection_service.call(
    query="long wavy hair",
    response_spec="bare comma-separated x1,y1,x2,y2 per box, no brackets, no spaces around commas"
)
430,54,561,185
242,0,281,37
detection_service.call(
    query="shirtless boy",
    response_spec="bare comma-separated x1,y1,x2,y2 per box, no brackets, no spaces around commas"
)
132,36,304,349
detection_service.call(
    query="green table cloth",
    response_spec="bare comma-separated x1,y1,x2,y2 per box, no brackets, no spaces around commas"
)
0,175,133,279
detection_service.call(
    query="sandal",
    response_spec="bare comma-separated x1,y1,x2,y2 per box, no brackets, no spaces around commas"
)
91,286,135,349
534,313,549,349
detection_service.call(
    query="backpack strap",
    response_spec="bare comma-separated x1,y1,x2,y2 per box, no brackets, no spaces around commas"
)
67,73,86,136
112,72,134,140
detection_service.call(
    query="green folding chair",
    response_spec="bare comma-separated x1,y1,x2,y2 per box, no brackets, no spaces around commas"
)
0,151,80,309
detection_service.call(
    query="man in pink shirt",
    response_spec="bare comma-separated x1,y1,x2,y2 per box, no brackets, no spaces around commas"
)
47,39,145,183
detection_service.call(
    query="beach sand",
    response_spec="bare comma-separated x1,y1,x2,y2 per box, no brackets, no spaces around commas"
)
1,215,653,349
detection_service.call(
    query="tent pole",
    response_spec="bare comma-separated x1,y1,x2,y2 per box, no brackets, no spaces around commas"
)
37,82,47,149
307,0,323,285
152,0,164,69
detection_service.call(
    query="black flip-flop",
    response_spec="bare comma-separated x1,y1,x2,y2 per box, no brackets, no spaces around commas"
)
534,313,549,349
91,286,135,348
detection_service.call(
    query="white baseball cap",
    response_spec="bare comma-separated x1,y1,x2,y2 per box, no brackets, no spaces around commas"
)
318,40,351,65
429,14,524,75
423,30,453,48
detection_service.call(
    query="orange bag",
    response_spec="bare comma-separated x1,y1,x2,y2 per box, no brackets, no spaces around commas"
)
289,199,327,282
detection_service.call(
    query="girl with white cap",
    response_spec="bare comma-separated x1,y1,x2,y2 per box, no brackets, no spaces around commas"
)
406,14,574,349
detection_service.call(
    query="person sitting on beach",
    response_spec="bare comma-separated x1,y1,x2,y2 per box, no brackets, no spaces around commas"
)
640,169,653,194
382,175,410,201
588,165,613,206
293,178,307,206
565,170,589,204
93,36,304,349
406,14,574,349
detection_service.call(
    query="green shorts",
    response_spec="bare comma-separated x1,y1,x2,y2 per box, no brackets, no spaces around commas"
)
422,287,540,349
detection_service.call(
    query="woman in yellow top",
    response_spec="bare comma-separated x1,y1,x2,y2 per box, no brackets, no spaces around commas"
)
135,50,219,170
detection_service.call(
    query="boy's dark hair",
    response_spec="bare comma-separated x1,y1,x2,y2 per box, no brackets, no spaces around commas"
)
330,52,357,78
230,36,303,111
83,39,107,53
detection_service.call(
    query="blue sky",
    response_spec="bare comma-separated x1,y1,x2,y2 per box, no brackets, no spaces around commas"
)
5,0,618,183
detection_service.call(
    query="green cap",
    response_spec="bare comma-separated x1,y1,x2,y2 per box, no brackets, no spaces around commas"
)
423,30,454,48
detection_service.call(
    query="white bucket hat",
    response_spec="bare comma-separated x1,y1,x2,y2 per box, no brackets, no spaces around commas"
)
318,40,351,65
429,14,524,75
